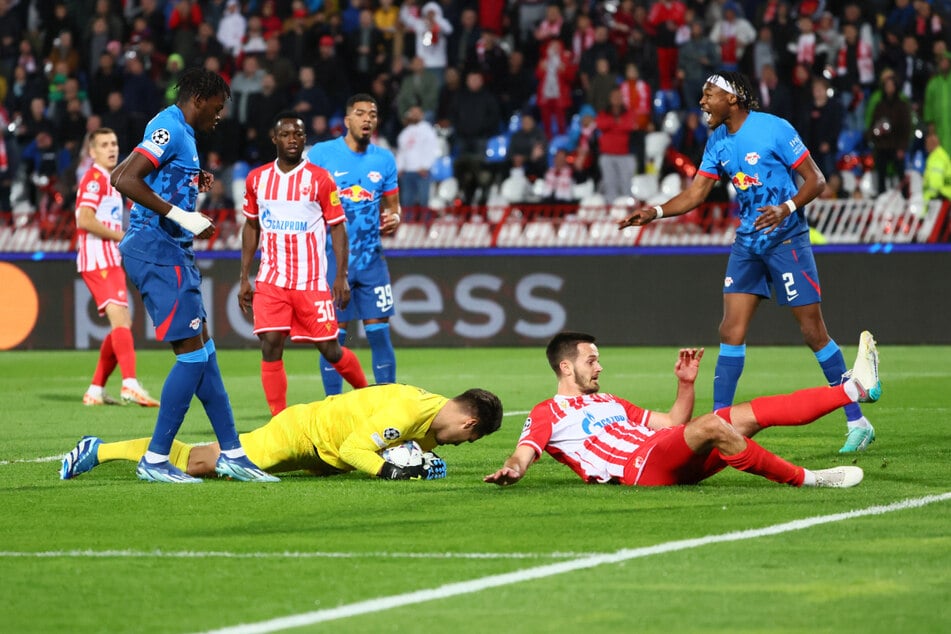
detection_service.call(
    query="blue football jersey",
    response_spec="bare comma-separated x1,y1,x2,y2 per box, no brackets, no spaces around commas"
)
306,137,398,271
120,105,202,265
698,111,810,254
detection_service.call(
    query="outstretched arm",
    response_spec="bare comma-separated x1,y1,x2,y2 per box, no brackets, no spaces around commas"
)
618,174,718,229
648,347,704,430
484,445,537,486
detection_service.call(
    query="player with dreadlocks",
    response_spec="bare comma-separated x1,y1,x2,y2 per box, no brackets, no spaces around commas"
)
618,71,877,455
105,67,277,483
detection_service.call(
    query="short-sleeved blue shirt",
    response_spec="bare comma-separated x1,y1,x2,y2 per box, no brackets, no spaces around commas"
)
119,105,201,265
698,111,810,254
306,137,398,271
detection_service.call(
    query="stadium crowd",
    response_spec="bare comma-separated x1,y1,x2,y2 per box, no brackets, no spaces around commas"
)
2,0,951,229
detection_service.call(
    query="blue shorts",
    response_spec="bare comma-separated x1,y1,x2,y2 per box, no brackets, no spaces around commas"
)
123,254,206,341
724,233,822,307
327,253,394,323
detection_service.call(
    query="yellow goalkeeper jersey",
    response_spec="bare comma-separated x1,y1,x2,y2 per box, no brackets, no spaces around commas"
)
239,384,448,476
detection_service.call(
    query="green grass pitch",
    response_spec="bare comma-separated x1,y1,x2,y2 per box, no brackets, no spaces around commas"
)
1,344,949,633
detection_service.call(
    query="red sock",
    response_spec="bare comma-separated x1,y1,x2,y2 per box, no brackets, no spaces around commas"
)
91,333,117,386
721,438,805,486
111,326,137,380
332,347,368,389
261,360,287,415
750,385,851,428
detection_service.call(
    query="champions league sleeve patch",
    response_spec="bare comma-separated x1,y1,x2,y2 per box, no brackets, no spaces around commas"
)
151,128,171,145
383,427,401,441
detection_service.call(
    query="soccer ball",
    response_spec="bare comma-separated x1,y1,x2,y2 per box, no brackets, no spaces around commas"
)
379,440,424,468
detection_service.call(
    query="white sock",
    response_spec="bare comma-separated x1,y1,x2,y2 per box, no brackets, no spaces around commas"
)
144,451,169,465
801,469,817,487
843,378,860,402
847,415,871,429
220,448,247,459
122,378,142,390
86,385,103,397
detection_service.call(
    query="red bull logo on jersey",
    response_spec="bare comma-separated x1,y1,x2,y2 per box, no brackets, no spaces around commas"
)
732,171,762,191
339,185,375,202
745,152,761,165
367,171,382,183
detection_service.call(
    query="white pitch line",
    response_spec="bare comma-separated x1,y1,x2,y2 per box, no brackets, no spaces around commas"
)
0,455,63,465
196,493,951,634
0,549,596,561
504,410,529,417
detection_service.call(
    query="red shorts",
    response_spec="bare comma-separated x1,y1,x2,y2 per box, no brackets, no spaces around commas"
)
252,281,339,343
81,267,129,316
621,425,727,486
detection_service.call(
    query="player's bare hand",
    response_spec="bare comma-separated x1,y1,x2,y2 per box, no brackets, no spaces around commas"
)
674,347,704,383
754,204,791,233
198,169,214,193
332,276,351,309
380,210,401,236
237,279,254,315
484,466,523,486
618,205,658,230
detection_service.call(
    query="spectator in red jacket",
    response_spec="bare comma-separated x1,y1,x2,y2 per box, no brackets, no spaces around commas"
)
535,39,576,139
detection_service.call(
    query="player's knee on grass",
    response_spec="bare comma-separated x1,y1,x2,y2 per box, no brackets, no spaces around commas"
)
687,414,746,455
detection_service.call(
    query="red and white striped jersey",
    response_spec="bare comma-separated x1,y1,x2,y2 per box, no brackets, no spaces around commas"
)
518,393,656,483
74,164,123,272
243,160,346,291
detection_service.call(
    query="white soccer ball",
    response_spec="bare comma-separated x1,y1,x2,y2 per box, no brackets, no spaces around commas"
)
379,440,424,468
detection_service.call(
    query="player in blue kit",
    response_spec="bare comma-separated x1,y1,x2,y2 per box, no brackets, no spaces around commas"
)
618,71,875,454
110,68,277,483
306,94,401,395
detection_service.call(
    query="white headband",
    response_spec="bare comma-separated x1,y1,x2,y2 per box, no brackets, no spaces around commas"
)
706,74,737,95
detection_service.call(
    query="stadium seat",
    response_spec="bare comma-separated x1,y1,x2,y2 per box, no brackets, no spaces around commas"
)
610,196,635,220
507,112,521,136
644,131,671,174
430,155,453,182
485,134,509,163
494,219,524,247
521,220,557,246
457,220,493,247
630,173,659,201
436,177,459,201
837,129,864,158
427,218,460,247
660,172,683,198
500,174,530,202
572,179,596,201
556,217,589,246
662,111,682,136
577,192,606,219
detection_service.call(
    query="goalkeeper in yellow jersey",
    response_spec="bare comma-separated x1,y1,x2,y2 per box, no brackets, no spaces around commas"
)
60,384,503,482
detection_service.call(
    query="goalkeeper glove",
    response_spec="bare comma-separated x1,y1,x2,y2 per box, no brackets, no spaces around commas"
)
378,454,447,480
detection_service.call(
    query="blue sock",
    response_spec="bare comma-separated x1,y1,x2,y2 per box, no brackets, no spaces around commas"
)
148,347,208,455
713,343,746,410
815,339,863,423
319,329,347,396
366,322,396,384
193,339,241,451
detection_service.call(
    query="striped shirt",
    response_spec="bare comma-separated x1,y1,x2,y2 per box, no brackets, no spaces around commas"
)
243,160,346,291
518,393,655,483
74,164,123,272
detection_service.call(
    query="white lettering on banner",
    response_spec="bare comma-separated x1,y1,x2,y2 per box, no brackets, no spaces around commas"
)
454,274,505,338
391,272,567,341
391,274,442,339
514,273,565,337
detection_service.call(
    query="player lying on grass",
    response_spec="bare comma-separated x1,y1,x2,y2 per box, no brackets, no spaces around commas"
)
62,384,503,482
485,331,880,489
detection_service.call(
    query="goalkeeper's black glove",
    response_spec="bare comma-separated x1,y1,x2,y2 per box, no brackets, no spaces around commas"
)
378,454,447,480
